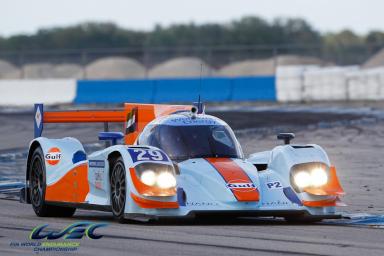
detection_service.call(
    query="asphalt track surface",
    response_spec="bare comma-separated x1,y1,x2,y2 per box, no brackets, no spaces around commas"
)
0,106,383,255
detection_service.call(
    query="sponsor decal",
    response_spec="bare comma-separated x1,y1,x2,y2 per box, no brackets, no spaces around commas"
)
89,160,105,168
168,117,219,126
35,106,42,129
94,170,104,190
226,179,256,192
89,161,105,189
126,107,138,135
45,147,62,166
128,148,169,163
9,222,108,253
261,200,290,206
186,202,219,207
266,181,283,189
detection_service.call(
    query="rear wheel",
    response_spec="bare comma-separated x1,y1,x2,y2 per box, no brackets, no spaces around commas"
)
29,147,76,217
110,157,126,223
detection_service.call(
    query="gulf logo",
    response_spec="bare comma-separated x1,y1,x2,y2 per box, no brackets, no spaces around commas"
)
45,147,62,165
226,179,256,192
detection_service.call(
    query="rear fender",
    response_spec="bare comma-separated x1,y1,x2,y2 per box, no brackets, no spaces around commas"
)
26,137,86,185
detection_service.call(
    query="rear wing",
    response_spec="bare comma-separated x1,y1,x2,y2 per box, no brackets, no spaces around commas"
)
34,103,194,145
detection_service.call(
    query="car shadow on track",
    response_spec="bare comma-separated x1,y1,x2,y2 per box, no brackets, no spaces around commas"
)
72,212,322,226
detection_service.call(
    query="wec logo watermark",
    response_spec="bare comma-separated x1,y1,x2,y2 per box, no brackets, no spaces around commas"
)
30,222,108,240
10,222,108,253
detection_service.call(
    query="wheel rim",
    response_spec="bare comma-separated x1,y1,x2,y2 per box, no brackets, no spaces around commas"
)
31,157,43,207
111,163,126,215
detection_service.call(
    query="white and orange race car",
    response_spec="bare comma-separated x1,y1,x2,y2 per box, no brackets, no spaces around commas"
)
21,102,345,222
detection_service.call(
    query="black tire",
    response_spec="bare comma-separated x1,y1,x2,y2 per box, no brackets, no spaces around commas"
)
29,146,76,217
110,157,127,223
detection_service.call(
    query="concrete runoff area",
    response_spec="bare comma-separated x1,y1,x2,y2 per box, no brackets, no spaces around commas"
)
0,105,384,255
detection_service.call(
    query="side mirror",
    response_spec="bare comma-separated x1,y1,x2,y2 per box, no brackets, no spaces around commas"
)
277,133,295,145
98,132,124,146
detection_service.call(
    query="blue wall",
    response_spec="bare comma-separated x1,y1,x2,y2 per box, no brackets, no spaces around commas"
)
75,76,276,104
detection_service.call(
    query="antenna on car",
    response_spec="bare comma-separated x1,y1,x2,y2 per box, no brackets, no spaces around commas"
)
192,64,205,114
199,63,203,94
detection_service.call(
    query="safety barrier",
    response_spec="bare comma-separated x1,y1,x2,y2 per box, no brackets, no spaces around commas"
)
0,79,77,106
1,68,383,106
74,77,276,104
276,66,384,102
0,77,275,106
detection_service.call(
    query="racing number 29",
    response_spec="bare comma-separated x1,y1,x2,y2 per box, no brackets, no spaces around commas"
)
133,149,164,161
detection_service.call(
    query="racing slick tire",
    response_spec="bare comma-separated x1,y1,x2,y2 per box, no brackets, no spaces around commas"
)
110,157,127,223
28,147,76,217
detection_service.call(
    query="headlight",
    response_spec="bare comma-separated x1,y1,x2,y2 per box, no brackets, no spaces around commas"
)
293,171,311,188
140,170,156,186
135,163,177,190
156,172,177,189
291,163,329,191
310,168,328,187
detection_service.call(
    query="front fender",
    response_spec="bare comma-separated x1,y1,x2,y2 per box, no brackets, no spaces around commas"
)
94,145,178,214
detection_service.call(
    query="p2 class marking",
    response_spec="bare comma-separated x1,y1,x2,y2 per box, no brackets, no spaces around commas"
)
266,181,283,189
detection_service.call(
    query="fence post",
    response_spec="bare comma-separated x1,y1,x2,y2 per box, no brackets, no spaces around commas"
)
81,51,88,79
19,51,25,79
143,47,150,79
207,47,213,77
273,47,278,73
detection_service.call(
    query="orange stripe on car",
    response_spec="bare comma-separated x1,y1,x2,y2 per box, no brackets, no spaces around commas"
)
130,192,179,209
129,168,176,196
45,163,89,203
44,110,126,123
205,158,260,202
302,196,347,207
304,166,345,196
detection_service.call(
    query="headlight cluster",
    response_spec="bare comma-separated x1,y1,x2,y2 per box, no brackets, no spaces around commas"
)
291,163,329,190
135,163,176,189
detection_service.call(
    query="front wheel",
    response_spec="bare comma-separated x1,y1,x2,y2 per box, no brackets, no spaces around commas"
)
29,146,76,217
110,157,127,223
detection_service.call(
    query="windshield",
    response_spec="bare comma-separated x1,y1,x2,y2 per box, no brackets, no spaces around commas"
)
139,124,243,161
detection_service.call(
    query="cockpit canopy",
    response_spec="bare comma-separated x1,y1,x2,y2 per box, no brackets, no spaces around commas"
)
138,114,243,161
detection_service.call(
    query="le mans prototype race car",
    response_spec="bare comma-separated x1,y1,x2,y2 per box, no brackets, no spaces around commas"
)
21,102,345,223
